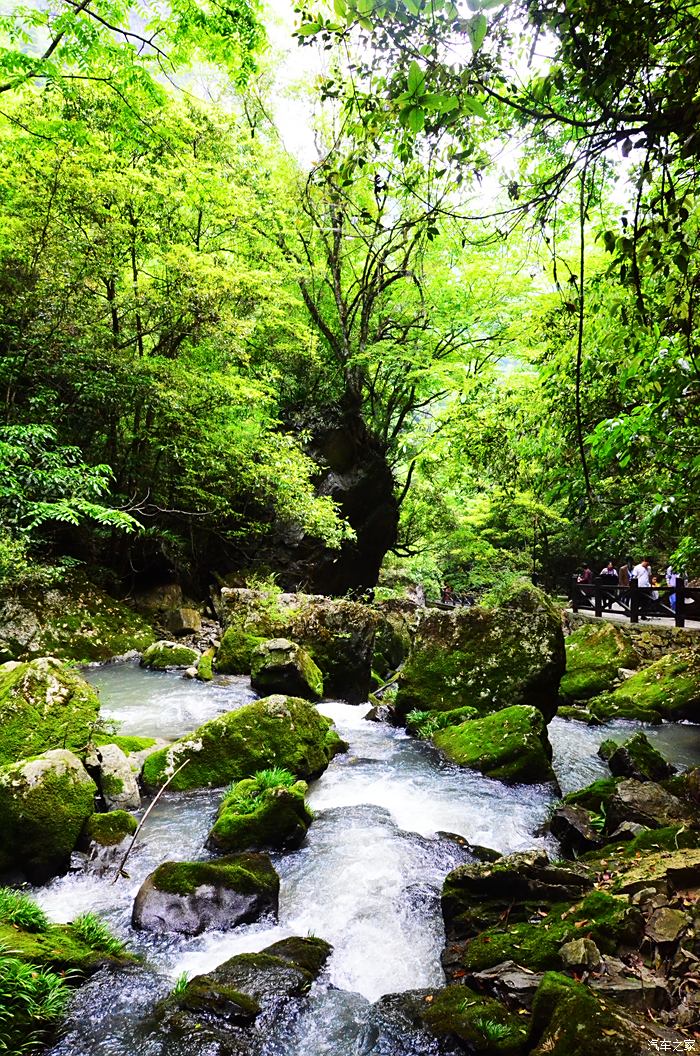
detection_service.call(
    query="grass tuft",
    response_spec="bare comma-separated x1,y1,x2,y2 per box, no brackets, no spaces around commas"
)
71,912,125,957
0,889,49,933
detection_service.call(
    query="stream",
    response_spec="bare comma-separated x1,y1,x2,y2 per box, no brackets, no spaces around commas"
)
35,663,700,1056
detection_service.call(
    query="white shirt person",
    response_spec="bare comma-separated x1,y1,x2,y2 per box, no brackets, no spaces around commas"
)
631,561,652,587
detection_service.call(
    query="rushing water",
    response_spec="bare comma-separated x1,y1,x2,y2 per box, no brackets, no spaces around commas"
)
36,663,700,1056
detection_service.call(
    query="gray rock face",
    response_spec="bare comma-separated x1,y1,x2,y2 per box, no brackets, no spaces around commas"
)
559,937,602,972
132,855,279,936
645,906,690,944
608,779,690,830
469,960,543,1009
85,742,140,811
165,607,202,635
250,639,323,701
550,804,603,856
589,957,671,1011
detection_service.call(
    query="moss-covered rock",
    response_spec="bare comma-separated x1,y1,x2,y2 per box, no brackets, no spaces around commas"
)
371,602,415,680
142,694,346,791
0,657,101,766
216,588,379,702
529,972,656,1056
0,577,155,662
0,749,96,881
140,640,200,670
132,853,279,935
395,584,565,721
84,809,137,847
588,648,700,723
208,777,313,854
560,623,638,702
250,639,323,701
84,741,140,810
598,731,675,782
564,777,618,813
406,705,479,738
0,918,128,974
366,986,527,1055
459,891,643,973
432,705,557,784
196,648,215,682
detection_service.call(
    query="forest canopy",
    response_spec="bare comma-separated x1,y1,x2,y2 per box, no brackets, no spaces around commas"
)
0,0,698,597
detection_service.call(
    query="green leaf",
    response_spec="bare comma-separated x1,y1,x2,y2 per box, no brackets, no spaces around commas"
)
406,105,425,131
462,94,488,118
468,12,487,51
296,22,320,35
333,0,348,16
422,93,459,113
408,60,426,95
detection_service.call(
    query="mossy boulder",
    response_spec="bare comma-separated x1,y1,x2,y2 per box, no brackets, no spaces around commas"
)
598,731,675,783
529,972,656,1056
365,985,527,1055
140,640,200,671
588,648,700,723
459,891,643,973
0,577,155,662
560,623,638,702
0,749,96,881
432,705,557,784
84,809,137,847
132,853,279,935
250,639,323,701
208,777,312,854
84,741,140,810
371,602,415,679
564,777,618,813
196,648,215,682
0,657,101,766
216,588,379,702
395,584,565,721
141,694,347,791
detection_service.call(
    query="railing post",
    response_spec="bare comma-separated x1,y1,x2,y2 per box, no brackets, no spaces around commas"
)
594,583,603,618
675,579,685,628
630,579,639,623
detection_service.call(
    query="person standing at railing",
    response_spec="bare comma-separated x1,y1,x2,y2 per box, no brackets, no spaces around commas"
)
577,564,593,584
666,565,679,611
599,561,619,609
631,558,653,618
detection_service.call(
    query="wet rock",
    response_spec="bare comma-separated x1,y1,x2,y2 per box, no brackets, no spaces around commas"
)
560,622,638,703
216,588,379,702
0,657,101,766
132,853,279,935
142,694,346,791
140,639,201,670
0,577,155,663
84,742,140,810
598,732,676,782
0,748,96,881
250,638,323,701
84,809,137,848
469,961,543,1009
645,906,689,944
361,985,528,1056
208,776,313,854
395,582,565,722
607,779,690,830
559,937,602,972
432,705,557,784
550,804,603,856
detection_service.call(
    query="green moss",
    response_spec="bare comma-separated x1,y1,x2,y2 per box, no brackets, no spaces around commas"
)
395,584,565,720
142,695,343,791
599,731,673,782
94,734,156,754
530,972,645,1055
460,891,642,973
589,649,700,723
250,640,324,701
583,824,700,866
170,977,261,1019
0,658,101,765
556,705,598,723
422,985,527,1055
209,779,312,853
141,641,200,671
262,936,331,976
0,919,130,973
406,705,479,738
560,623,638,703
197,648,215,682
84,810,137,847
216,625,268,675
0,751,96,881
564,778,618,811
150,854,279,899
432,705,556,784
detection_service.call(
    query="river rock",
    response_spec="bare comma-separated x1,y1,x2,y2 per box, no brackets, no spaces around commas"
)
0,749,96,881
607,779,690,830
0,657,101,766
588,648,700,723
250,639,323,700
165,606,202,635
216,588,379,702
141,694,347,791
0,576,155,663
432,705,557,784
84,742,140,810
132,854,279,935
550,803,603,856
395,582,565,722
84,809,137,848
361,985,528,1056
598,731,676,782
560,622,638,703
208,777,312,854
645,906,689,944
559,937,602,972
140,640,201,670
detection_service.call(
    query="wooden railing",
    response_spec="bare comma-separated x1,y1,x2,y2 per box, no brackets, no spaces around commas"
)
570,578,700,627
